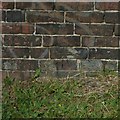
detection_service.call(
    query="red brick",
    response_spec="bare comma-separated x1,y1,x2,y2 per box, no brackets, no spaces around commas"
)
2,70,33,80
75,24,114,36
2,23,34,34
115,24,120,36
31,48,49,59
7,11,25,22
89,48,118,60
26,11,64,23
105,12,119,24
2,2,14,9
4,35,42,47
2,47,29,58
54,60,77,70
82,36,119,47
50,47,88,59
16,2,54,10
43,36,80,47
21,23,34,34
55,2,94,11
95,2,118,10
2,59,38,71
2,23,21,34
66,12,104,23
36,24,73,35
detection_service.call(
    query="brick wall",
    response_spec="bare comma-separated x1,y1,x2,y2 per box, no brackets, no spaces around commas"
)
1,2,120,80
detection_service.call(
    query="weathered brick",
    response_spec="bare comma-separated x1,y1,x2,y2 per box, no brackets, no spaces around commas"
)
16,2,54,10
2,71,34,80
105,12,119,24
2,59,38,71
31,48,49,59
4,35,42,47
66,12,104,23
43,36,80,47
2,23,34,34
36,24,73,35
89,48,118,60
95,2,118,10
26,11,64,23
115,24,120,36
2,10,6,21
82,36,119,47
54,60,77,70
2,2,14,9
81,60,103,72
50,47,88,59
75,24,114,36
102,61,118,71
2,47,29,58
2,23,21,34
55,2,94,11
7,11,25,22
21,23,34,34
38,60,57,77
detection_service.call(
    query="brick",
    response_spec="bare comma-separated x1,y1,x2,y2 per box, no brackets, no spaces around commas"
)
50,47,88,59
2,71,33,80
38,60,57,77
2,23,34,34
16,2,54,10
54,60,77,70
102,61,118,71
7,11,25,22
55,2,94,11
81,60,103,72
4,35,42,47
31,48,49,59
105,12,119,24
21,23,34,34
2,10,6,21
82,37,119,47
2,47,29,58
75,24,114,36
26,11,64,23
115,24,120,36
66,12,104,23
2,59,38,71
2,23,21,34
43,36,80,47
2,2,14,9
36,24,73,35
89,48,118,60
95,2,118,10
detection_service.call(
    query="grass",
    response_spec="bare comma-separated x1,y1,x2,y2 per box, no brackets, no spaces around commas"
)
2,73,119,119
